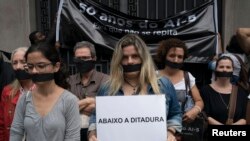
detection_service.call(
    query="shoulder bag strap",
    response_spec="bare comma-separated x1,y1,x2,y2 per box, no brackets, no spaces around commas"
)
182,71,192,112
226,84,238,125
234,54,244,65
184,71,192,96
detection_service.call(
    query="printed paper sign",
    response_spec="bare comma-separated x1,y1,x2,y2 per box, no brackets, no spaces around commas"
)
96,95,167,141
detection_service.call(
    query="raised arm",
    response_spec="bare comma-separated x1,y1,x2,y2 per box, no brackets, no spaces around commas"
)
236,28,250,55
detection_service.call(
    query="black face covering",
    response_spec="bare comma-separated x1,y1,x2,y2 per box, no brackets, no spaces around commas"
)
74,59,95,74
31,73,54,83
215,71,233,78
14,70,31,80
165,59,183,69
122,64,142,72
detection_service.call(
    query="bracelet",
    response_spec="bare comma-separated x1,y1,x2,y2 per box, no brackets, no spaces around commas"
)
193,105,201,113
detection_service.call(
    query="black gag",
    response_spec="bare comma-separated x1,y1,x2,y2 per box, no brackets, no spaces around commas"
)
14,70,31,80
165,59,183,69
74,59,95,74
215,71,233,78
31,73,54,82
122,64,142,72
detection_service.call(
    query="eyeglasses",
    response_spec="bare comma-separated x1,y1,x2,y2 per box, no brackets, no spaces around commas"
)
25,63,52,73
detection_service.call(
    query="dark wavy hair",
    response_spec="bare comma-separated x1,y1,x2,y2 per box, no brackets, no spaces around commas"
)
215,55,234,69
29,31,40,45
24,42,70,89
226,35,244,54
156,38,188,68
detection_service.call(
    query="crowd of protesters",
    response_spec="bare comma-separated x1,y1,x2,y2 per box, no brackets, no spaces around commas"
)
0,28,249,141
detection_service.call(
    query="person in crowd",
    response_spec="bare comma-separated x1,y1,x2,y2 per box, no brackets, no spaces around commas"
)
156,38,203,123
29,31,46,45
220,53,242,84
29,15,61,50
237,28,250,124
68,41,109,141
200,56,248,125
209,34,249,90
0,47,34,141
0,52,15,96
10,42,81,141
88,34,182,141
236,28,250,56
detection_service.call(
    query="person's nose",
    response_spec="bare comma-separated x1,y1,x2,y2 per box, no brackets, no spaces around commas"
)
173,56,179,62
127,57,134,65
16,63,23,70
30,66,39,74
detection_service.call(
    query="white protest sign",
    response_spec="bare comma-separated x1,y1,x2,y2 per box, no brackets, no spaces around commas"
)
96,95,167,141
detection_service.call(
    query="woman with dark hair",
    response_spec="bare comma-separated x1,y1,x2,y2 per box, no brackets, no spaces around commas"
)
200,56,248,125
29,31,46,45
10,43,81,141
156,38,203,123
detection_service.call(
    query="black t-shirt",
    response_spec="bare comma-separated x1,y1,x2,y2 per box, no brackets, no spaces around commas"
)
200,85,248,124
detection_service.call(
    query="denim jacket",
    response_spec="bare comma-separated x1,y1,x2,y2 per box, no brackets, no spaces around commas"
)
89,76,182,133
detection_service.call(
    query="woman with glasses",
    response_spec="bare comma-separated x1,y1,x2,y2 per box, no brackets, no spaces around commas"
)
10,43,81,141
0,47,33,141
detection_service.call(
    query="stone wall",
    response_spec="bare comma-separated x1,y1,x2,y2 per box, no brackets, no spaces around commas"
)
0,0,35,56
222,0,250,50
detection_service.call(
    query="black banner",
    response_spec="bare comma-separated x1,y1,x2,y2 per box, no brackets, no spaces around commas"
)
59,0,218,62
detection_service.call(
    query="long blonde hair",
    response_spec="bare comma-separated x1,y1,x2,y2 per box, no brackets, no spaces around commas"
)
10,47,28,98
108,34,160,95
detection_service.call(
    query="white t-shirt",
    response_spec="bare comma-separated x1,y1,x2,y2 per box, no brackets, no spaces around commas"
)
174,72,196,91
173,72,196,105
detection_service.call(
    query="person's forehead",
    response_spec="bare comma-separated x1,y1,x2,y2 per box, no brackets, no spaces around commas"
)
75,47,91,55
27,52,49,63
123,45,137,53
217,59,233,65
168,47,184,53
12,51,25,59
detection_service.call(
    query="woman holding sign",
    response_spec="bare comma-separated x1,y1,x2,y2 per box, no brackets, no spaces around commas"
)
88,34,182,141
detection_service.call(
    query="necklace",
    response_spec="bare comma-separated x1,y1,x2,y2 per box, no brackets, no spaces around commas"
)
218,93,229,109
124,79,138,95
